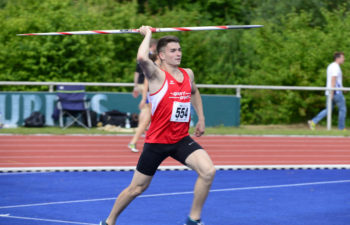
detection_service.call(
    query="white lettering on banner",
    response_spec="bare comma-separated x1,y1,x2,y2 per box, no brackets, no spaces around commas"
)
23,95,42,122
91,94,108,114
45,95,57,126
0,94,20,125
170,101,190,122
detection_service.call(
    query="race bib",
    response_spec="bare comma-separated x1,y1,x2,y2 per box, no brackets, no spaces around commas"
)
170,102,190,122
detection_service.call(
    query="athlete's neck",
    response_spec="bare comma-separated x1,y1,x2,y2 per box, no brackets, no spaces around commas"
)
160,63,179,75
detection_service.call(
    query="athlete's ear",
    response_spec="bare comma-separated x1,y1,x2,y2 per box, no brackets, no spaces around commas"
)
159,51,165,61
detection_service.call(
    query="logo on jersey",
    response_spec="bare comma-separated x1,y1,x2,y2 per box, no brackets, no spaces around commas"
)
169,91,191,100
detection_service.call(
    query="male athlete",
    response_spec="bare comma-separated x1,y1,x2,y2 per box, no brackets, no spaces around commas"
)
100,25,215,225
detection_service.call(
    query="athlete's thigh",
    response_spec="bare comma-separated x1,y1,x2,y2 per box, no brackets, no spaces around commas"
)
129,170,153,189
185,149,214,176
170,136,202,165
137,143,170,176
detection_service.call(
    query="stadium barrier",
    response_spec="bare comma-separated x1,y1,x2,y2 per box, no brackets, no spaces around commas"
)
1,81,349,130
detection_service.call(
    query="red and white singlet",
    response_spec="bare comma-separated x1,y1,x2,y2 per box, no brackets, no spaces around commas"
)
145,68,192,144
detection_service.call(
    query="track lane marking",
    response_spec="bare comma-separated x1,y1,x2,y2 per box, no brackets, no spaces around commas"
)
1,179,349,209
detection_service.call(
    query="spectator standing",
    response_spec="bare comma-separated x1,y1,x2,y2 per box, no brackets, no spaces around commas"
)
308,52,346,130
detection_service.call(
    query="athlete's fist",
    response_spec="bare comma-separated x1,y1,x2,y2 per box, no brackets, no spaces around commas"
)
139,25,153,36
194,120,205,137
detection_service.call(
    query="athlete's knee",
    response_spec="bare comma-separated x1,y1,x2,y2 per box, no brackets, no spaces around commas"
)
207,166,216,181
200,166,216,183
127,183,149,197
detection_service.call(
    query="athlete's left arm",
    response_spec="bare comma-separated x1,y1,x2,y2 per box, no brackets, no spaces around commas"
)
186,68,205,137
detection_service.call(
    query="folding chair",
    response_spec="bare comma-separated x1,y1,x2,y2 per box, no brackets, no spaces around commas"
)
56,85,92,129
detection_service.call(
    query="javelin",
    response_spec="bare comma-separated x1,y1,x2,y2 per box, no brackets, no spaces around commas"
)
17,25,263,36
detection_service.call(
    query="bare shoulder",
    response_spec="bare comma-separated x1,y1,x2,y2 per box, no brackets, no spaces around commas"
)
183,68,195,82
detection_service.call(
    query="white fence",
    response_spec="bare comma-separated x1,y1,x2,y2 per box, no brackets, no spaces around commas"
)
1,81,350,130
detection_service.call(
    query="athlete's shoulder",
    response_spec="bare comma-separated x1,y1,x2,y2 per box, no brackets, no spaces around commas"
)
180,67,193,74
181,68,194,81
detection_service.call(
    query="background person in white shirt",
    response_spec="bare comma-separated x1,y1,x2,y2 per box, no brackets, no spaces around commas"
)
308,52,346,130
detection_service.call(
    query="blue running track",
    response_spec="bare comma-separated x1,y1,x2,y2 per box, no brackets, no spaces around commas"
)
0,169,350,225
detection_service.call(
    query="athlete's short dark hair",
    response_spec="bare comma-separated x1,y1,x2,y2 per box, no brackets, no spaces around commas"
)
334,51,344,61
157,35,180,54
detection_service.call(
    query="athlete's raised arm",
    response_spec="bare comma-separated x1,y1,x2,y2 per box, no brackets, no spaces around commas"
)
137,26,161,82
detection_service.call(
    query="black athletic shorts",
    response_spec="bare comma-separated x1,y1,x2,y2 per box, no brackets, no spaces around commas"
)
136,136,203,176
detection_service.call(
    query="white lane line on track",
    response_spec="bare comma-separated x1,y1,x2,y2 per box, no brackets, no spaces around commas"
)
0,171,53,175
0,214,96,225
0,179,349,209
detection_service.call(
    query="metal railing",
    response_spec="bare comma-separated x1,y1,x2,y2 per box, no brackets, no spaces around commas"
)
1,81,349,130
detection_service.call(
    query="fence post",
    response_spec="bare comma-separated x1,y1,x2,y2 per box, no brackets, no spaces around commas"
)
49,85,54,92
326,92,332,130
236,87,241,98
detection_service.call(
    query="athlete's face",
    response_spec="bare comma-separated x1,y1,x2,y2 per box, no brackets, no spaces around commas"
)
161,42,182,66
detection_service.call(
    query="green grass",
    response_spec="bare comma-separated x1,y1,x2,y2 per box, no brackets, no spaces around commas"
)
0,124,349,136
